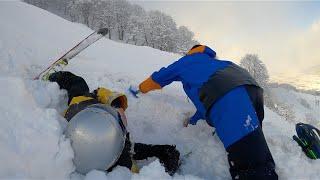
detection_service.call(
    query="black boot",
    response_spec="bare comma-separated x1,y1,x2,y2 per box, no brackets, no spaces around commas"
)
133,144,180,175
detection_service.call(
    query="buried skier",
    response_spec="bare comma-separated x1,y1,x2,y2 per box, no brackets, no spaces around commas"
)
48,71,180,175
131,45,278,179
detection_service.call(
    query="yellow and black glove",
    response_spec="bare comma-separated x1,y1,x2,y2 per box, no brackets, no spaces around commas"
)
94,87,128,110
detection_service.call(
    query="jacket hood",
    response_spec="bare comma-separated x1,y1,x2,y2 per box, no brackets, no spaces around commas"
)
187,45,216,58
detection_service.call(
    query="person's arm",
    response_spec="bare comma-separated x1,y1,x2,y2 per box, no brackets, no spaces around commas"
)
48,71,90,104
139,57,187,93
95,87,128,110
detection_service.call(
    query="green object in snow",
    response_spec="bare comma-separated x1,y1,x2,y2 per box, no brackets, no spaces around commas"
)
293,122,320,159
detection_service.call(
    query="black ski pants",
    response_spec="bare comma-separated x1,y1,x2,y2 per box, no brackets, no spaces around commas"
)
226,85,278,180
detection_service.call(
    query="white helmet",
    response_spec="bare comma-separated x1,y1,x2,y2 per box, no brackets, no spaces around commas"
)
66,104,126,174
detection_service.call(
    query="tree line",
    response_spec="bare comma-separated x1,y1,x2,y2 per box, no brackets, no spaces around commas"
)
24,0,198,54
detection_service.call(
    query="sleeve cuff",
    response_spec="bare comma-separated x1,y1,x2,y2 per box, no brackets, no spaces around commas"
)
139,77,162,93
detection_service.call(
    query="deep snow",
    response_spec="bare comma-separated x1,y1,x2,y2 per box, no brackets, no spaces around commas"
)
0,1,320,180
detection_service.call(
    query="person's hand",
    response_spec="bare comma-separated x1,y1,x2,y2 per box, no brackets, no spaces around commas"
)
153,145,180,176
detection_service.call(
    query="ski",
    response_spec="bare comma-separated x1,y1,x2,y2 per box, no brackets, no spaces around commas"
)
34,28,109,80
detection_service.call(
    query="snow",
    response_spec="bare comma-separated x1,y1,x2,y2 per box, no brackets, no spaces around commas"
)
271,87,320,125
0,1,320,180
0,77,74,179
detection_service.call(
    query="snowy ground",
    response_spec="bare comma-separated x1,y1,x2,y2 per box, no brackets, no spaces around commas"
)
271,87,320,123
0,2,320,180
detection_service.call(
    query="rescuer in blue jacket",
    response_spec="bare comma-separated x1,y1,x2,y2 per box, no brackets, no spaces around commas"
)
135,45,278,180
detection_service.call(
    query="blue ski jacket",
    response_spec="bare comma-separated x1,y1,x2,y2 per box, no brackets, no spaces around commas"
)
139,46,261,147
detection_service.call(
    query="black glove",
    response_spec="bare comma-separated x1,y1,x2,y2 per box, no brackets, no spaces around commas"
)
151,145,180,176
154,145,180,176
133,144,180,175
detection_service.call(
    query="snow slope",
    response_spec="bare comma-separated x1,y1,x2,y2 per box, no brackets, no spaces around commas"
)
271,87,320,126
1,1,320,179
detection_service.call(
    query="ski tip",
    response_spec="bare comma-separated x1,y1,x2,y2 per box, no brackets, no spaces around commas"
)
98,28,109,36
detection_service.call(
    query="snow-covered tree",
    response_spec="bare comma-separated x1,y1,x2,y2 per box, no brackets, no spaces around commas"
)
176,26,198,54
76,0,95,27
24,0,48,9
239,54,282,118
92,0,116,39
114,0,131,40
146,11,178,52
240,54,269,88
126,5,146,45
24,0,198,54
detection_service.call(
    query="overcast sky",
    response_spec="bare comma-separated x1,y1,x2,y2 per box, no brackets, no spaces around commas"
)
131,1,320,75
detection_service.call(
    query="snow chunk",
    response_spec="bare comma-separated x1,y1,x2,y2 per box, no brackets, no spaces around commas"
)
0,77,74,179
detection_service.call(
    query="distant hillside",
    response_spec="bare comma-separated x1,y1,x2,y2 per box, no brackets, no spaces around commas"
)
304,64,320,75
271,70,320,93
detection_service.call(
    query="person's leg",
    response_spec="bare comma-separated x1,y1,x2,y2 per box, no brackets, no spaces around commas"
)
107,133,133,171
227,128,278,180
209,86,277,180
107,134,180,175
48,71,89,104
133,143,180,175
244,85,277,175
